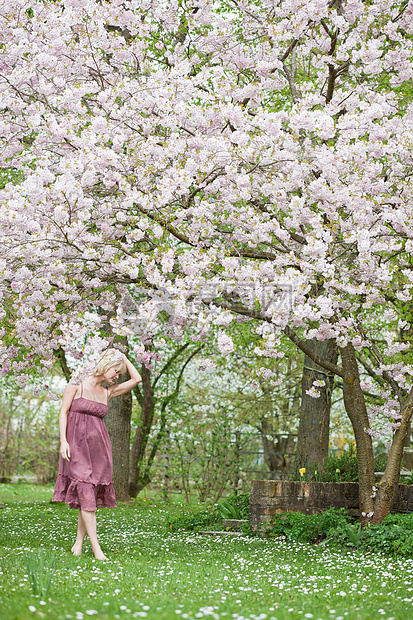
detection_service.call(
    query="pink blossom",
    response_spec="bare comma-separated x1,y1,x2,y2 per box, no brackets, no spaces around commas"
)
0,0,411,442
217,332,234,354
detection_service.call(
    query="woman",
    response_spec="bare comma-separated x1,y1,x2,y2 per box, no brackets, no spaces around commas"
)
52,349,141,560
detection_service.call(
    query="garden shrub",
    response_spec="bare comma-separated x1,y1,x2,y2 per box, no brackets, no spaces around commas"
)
359,513,413,558
216,493,250,520
401,472,413,485
167,508,221,531
264,509,413,558
324,512,413,558
293,445,393,483
322,447,409,484
320,445,359,482
168,502,413,559
325,522,362,549
317,506,352,532
374,451,388,473
167,493,250,531
265,507,350,543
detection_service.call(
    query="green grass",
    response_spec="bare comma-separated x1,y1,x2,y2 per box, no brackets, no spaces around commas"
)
0,485,412,620
0,483,56,503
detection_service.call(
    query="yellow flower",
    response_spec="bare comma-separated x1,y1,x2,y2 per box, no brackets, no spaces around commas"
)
299,467,306,477
336,468,340,473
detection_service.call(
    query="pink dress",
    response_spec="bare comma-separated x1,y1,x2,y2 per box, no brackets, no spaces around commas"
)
52,384,117,511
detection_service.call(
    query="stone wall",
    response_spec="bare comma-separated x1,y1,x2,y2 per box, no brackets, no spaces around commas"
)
249,480,413,532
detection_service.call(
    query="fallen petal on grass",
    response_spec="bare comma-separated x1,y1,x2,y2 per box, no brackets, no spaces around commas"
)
0,487,412,619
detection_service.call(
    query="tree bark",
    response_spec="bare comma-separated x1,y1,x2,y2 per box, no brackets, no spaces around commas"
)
340,344,375,525
105,375,132,502
372,386,413,523
128,364,155,497
128,344,202,497
259,419,295,475
295,339,338,475
232,430,241,494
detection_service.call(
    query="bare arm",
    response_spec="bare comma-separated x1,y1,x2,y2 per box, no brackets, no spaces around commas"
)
59,383,78,461
108,355,142,399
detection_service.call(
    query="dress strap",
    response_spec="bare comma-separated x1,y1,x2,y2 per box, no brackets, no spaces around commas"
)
106,387,109,405
80,382,83,397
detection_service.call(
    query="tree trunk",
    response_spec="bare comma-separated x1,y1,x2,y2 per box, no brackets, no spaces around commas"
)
284,326,412,525
127,344,201,497
340,344,375,525
372,386,413,523
232,431,241,494
129,364,155,497
105,375,132,502
259,420,293,475
162,429,171,501
295,339,338,476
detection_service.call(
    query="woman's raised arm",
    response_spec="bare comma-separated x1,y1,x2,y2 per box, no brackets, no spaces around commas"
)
108,355,142,399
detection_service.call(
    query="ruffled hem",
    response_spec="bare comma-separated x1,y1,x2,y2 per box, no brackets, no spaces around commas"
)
52,474,117,511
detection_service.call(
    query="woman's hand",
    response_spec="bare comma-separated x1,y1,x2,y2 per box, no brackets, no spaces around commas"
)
60,440,71,462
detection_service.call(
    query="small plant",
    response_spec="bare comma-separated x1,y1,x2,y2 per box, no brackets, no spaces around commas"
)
216,493,250,520
401,472,413,485
167,493,250,531
217,499,241,519
26,549,56,597
346,523,363,547
374,451,388,473
322,444,359,482
290,459,312,481
294,447,391,483
323,512,413,558
167,508,221,531
360,513,413,558
291,447,358,482
264,508,350,543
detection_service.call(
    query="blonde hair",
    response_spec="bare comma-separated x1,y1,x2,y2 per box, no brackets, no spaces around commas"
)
93,348,127,376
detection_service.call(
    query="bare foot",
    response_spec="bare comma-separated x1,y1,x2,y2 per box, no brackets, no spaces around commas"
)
71,543,83,556
93,550,108,561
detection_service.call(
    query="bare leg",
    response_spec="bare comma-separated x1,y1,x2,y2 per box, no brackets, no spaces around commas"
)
71,510,86,556
80,509,107,560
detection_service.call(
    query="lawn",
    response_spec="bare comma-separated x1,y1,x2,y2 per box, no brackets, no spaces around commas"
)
0,485,412,620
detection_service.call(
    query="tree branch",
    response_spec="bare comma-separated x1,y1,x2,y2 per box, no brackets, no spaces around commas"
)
356,321,405,406
153,343,191,390
57,347,72,382
174,345,204,394
283,325,344,377
211,296,344,377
